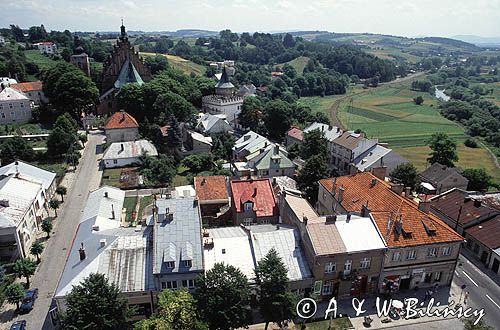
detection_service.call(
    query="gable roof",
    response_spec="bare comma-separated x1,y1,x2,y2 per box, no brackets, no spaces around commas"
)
104,111,139,130
333,131,363,150
0,87,28,101
194,176,229,202
420,163,468,185
197,113,231,132
319,172,464,247
230,179,278,217
11,81,43,93
287,127,304,141
251,144,295,171
466,215,500,250
304,123,343,142
103,140,158,160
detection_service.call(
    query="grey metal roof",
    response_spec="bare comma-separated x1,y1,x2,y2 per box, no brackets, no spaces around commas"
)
103,140,158,160
304,123,343,142
215,67,234,89
152,198,203,275
0,175,42,229
352,144,392,171
0,161,56,191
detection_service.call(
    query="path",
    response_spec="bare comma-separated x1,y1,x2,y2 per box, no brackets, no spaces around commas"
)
0,131,104,330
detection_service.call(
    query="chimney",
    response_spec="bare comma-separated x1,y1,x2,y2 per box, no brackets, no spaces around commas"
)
338,186,345,203
0,199,9,207
346,212,352,222
391,183,404,195
328,125,332,130
418,200,431,213
404,187,411,197
78,243,86,261
100,239,107,248
201,178,207,186
111,204,115,219
332,177,337,197
260,148,265,154
326,215,337,223
120,143,124,152
370,178,377,188
253,187,257,197
303,215,308,226
371,166,387,180
274,144,279,155
361,202,370,217
104,191,109,198
337,127,341,133
473,200,481,208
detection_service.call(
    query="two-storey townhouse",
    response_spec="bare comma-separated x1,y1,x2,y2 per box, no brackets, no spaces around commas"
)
0,87,33,124
419,163,469,194
317,172,464,293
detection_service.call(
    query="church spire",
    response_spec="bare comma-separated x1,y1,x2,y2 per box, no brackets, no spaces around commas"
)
120,19,127,41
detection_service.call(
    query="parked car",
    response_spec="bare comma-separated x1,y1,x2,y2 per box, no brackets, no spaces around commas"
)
10,320,26,330
19,288,38,314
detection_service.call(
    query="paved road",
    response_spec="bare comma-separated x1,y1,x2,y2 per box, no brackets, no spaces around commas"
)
2,132,104,330
453,253,500,328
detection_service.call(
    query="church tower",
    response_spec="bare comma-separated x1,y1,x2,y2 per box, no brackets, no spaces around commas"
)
70,36,91,76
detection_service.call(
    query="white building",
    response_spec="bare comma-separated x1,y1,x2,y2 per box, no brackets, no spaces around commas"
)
104,111,140,143
11,81,48,106
0,77,18,85
103,140,158,168
196,113,232,134
0,87,33,124
0,174,45,261
34,42,57,55
0,36,5,45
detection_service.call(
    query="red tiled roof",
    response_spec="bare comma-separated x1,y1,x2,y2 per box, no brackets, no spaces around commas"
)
319,172,464,247
231,179,278,217
194,176,229,202
287,127,304,141
11,81,43,93
466,215,500,250
104,111,139,129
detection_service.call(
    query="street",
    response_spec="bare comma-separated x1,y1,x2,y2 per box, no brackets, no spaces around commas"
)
453,253,500,328
1,132,104,330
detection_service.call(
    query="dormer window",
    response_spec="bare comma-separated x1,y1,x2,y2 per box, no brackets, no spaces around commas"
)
166,261,175,268
244,202,253,212
183,260,192,268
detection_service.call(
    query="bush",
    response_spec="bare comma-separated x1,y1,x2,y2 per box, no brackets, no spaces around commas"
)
464,138,478,148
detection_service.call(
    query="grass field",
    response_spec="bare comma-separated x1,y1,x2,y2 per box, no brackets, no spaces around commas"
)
277,56,310,75
123,196,138,223
24,50,59,71
297,95,338,120
140,52,206,76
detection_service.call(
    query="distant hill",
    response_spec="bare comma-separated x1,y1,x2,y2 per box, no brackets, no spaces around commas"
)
165,29,219,38
452,35,500,47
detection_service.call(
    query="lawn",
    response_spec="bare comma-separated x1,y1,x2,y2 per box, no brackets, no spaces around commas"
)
294,317,352,330
24,49,59,71
277,56,310,75
123,196,138,223
140,52,206,76
101,168,123,187
138,195,154,221
297,95,338,121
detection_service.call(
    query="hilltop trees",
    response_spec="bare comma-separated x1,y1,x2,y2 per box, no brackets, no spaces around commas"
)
195,263,252,330
60,273,131,329
427,133,458,167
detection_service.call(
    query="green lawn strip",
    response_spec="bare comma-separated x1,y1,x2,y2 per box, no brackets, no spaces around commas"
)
123,196,138,223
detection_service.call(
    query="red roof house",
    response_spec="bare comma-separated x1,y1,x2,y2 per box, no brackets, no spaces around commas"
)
104,111,139,143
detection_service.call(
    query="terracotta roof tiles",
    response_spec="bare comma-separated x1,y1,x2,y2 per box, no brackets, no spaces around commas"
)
231,179,278,217
104,111,139,130
194,176,229,202
11,81,43,93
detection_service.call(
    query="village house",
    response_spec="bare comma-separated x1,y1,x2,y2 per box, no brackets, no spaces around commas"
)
429,188,500,274
185,130,212,155
317,171,464,293
281,193,386,298
194,176,231,226
104,111,140,143
102,140,158,169
419,163,469,194
151,197,204,293
34,41,57,55
196,113,232,134
202,66,243,128
203,224,313,294
230,178,279,226
237,83,257,97
285,126,304,147
232,131,269,160
54,187,155,321
241,143,295,178
0,87,33,124
11,81,47,105
97,23,152,114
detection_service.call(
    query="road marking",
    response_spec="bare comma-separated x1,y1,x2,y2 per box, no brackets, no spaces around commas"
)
486,294,500,310
462,271,479,287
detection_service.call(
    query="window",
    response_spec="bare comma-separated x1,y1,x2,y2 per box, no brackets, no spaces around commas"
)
260,219,270,224
263,170,269,176
182,279,195,288
0,104,3,110
166,281,178,289
1,113,5,118
243,218,253,226
406,250,417,260
10,111,15,118
9,103,13,109
344,259,352,272
244,202,253,212
324,262,336,274
165,261,175,268
113,159,118,164
392,252,401,262
473,243,480,254
428,247,438,257
322,281,333,295
442,246,452,256
20,103,24,108
360,257,371,269
434,272,442,282
183,260,192,268
161,282,167,290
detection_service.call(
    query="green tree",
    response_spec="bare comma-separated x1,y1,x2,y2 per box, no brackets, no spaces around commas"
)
462,168,492,191
144,55,169,74
239,97,264,131
49,199,61,217
297,154,329,203
195,263,252,330
10,25,25,42
41,219,53,238
427,133,458,167
264,100,293,140
211,132,235,160
413,95,424,105
30,241,44,263
389,163,420,190
46,113,79,156
166,117,184,160
60,273,131,329
13,258,36,287
255,248,296,330
56,185,67,202
136,289,206,330
140,155,177,186
5,283,25,310
301,128,329,161
0,136,36,164
182,153,214,174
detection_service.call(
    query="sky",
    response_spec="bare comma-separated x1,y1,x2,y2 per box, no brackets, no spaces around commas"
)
4,0,500,37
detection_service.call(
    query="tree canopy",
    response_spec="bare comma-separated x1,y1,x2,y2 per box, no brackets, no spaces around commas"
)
427,133,458,167
389,163,420,190
462,168,492,191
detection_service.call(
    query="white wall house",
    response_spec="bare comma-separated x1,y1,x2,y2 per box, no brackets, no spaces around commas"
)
35,42,57,55
0,87,33,124
103,140,158,169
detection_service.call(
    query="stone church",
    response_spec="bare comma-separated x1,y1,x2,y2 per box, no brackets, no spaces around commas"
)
97,22,152,115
